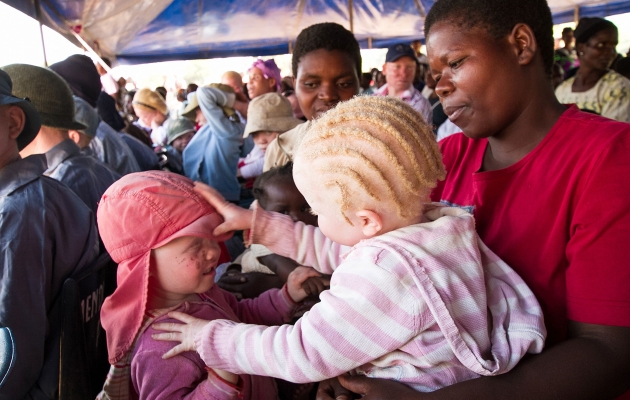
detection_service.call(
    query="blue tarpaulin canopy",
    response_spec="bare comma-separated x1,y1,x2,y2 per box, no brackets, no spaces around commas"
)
3,0,630,65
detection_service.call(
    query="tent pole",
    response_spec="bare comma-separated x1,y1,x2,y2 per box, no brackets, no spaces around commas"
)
368,37,372,49
348,0,354,33
68,29,115,76
574,6,580,24
33,0,49,66
412,0,426,18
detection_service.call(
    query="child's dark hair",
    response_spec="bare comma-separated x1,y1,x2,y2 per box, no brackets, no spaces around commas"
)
292,22,362,78
253,162,295,207
424,0,554,75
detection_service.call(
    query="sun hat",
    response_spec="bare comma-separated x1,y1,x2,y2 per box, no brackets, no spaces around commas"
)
385,43,419,64
72,96,100,138
243,92,302,138
49,55,101,107
2,64,86,132
132,88,168,116
98,171,233,363
167,117,195,145
248,59,282,92
0,69,41,150
181,91,199,120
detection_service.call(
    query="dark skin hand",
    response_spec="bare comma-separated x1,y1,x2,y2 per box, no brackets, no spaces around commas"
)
258,254,330,296
218,256,329,300
216,268,284,300
319,322,630,400
258,253,300,282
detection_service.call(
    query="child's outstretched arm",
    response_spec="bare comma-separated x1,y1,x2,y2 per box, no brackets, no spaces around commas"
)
195,182,348,274
193,182,253,236
152,259,418,383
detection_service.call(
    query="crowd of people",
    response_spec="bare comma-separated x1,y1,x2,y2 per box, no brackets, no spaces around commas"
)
1,0,629,399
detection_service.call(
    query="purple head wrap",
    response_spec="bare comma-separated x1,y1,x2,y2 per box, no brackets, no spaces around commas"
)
248,59,282,92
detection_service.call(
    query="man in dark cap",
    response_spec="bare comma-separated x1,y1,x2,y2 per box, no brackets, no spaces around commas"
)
49,55,143,175
3,64,120,215
0,69,99,399
374,43,432,126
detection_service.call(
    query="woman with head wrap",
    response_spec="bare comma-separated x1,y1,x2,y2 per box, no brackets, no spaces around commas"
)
555,17,630,122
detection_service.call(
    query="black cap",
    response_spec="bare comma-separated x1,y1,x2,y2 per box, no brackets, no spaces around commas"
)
385,43,419,64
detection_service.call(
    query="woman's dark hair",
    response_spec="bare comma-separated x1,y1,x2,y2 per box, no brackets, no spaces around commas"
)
574,17,617,44
424,0,555,74
252,162,295,207
292,22,362,78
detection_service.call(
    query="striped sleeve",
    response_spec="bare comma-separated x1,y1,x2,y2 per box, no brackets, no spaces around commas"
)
194,255,420,383
248,204,350,274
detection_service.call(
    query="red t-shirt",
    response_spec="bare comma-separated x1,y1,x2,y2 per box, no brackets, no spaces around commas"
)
431,106,630,346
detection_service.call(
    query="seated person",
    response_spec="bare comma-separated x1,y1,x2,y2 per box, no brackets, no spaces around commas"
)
239,93,302,185
132,88,170,146
182,84,244,203
263,22,361,171
154,96,546,392
96,171,322,399
161,117,195,174
0,69,99,399
69,96,100,150
4,64,120,215
49,54,141,176
247,59,281,100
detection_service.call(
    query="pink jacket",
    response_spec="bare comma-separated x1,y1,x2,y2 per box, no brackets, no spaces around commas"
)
193,204,546,392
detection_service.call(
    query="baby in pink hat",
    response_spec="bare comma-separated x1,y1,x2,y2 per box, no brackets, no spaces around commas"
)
96,171,320,399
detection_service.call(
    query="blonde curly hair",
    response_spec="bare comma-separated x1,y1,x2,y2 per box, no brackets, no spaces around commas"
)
293,96,445,225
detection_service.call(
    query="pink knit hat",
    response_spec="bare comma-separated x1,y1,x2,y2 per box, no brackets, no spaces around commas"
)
97,171,232,363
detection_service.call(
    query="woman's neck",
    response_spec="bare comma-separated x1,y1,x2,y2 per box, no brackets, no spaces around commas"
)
483,76,566,172
573,66,608,90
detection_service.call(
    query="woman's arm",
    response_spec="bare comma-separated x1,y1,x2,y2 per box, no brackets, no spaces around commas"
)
327,322,630,400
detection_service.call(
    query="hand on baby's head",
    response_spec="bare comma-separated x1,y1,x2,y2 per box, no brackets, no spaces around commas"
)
193,182,254,235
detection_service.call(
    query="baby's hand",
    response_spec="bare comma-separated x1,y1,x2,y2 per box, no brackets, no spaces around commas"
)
152,311,212,359
193,182,253,236
287,266,329,303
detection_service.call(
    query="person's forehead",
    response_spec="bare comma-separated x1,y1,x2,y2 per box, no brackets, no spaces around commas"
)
427,22,495,58
297,49,356,77
249,67,265,77
264,184,305,209
589,28,618,42
387,56,417,66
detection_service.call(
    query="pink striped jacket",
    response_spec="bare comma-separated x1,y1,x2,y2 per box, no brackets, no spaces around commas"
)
194,204,546,392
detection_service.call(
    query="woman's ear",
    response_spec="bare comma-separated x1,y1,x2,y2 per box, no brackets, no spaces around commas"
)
510,23,537,66
576,42,585,57
355,209,383,238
